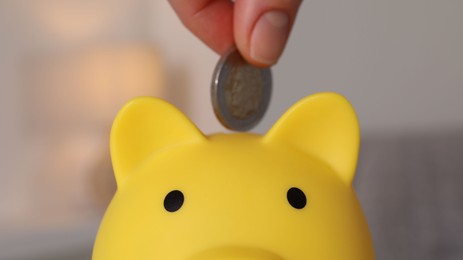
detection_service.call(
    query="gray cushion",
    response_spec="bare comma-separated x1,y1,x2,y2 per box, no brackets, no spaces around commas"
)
355,133,463,260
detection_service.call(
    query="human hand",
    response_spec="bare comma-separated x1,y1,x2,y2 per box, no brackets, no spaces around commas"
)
169,0,302,67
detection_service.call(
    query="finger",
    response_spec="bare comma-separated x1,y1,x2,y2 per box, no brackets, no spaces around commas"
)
234,0,302,67
168,0,234,54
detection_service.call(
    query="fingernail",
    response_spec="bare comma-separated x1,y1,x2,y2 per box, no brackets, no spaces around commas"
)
250,10,290,66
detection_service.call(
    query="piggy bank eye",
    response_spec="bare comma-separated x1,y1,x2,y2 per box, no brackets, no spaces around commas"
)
287,187,307,209
164,190,184,212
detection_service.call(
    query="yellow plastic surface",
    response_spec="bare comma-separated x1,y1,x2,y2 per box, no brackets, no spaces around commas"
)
93,92,375,260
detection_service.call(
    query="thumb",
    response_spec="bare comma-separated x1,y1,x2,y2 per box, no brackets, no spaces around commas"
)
234,0,302,67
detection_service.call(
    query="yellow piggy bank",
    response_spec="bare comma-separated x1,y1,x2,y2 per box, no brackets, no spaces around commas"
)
93,92,374,260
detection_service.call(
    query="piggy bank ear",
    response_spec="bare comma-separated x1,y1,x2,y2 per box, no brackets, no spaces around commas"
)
264,93,360,185
110,97,205,186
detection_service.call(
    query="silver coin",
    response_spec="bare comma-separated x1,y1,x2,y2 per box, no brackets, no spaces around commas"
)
211,48,272,131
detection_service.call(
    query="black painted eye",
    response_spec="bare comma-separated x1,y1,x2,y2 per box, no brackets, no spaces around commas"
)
164,190,184,212
287,187,307,209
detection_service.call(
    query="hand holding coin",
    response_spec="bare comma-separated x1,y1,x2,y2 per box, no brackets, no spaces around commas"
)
169,0,302,130
169,0,302,67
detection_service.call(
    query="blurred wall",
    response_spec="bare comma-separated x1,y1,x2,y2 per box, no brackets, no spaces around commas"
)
263,0,463,135
0,0,166,229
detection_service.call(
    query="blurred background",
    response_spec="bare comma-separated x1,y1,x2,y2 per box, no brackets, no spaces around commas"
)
0,0,462,259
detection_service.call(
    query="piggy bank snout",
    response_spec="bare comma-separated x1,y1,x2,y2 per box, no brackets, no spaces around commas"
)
188,246,284,260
